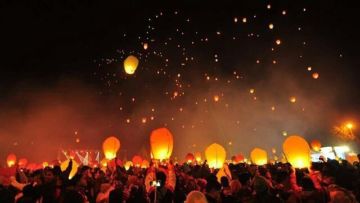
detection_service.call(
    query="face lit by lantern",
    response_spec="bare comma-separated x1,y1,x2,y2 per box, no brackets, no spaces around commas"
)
283,135,311,168
6,153,17,167
250,148,267,165
102,136,121,160
150,128,174,160
124,55,139,75
205,143,226,169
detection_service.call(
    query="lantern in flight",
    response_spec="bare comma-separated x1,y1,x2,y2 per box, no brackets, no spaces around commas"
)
283,135,311,168
132,155,143,167
150,128,174,160
6,153,17,167
250,148,267,165
205,143,226,169
102,136,121,160
310,140,321,152
124,55,139,75
185,153,195,163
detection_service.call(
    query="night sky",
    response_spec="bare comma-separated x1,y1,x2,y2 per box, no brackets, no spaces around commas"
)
1,1,359,163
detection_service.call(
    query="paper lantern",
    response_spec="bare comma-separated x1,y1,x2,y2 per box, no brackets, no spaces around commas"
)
283,135,311,168
102,136,121,160
141,160,150,169
42,162,49,168
27,163,37,171
124,161,133,170
60,159,79,179
18,158,28,168
232,154,244,163
6,153,17,167
194,152,202,162
185,153,195,163
100,158,108,167
124,55,139,75
143,43,148,50
310,140,321,152
250,148,267,165
132,155,143,167
205,143,226,169
150,128,174,160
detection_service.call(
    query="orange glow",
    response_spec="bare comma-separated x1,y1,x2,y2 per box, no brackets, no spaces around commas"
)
185,153,195,163
205,143,226,169
132,155,143,167
283,135,311,168
141,160,150,168
150,128,174,160
312,72,319,79
250,148,267,165
124,55,139,74
6,153,17,167
102,136,121,160
346,122,353,129
310,140,321,152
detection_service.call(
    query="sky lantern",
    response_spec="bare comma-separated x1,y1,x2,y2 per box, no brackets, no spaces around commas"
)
312,72,319,79
290,96,296,103
42,162,49,168
346,153,359,164
143,42,148,50
150,128,174,160
250,148,267,165
205,143,226,169
233,154,245,163
6,153,16,167
194,152,202,162
60,159,79,179
132,155,143,167
283,135,311,168
185,153,195,163
18,158,28,168
102,136,121,160
100,158,108,167
124,55,139,75
141,160,150,169
124,161,133,170
310,140,321,152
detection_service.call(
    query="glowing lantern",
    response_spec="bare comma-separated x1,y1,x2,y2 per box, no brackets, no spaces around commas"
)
275,39,281,45
290,97,296,103
312,72,319,79
124,161,133,170
60,159,79,179
269,23,274,29
283,135,311,168
310,140,321,152
250,148,267,165
185,153,195,163
132,155,143,167
6,154,17,167
150,128,174,160
143,43,148,50
18,158,28,168
102,136,120,160
213,95,220,102
100,158,108,167
232,154,244,163
346,153,359,164
42,162,49,168
141,160,150,169
205,143,226,169
124,55,139,75
194,152,202,162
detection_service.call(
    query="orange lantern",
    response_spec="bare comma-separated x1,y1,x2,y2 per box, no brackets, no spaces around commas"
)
250,148,267,165
60,159,79,179
124,161,133,170
194,152,202,162
205,143,226,169
18,158,28,168
310,140,321,152
141,160,150,169
102,136,121,160
124,55,139,75
6,153,17,167
232,154,244,163
100,158,108,167
346,153,359,164
150,128,174,160
132,155,143,167
283,135,311,168
185,153,195,163
42,162,49,168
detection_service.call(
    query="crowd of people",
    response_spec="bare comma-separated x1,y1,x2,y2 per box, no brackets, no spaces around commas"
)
1,156,360,203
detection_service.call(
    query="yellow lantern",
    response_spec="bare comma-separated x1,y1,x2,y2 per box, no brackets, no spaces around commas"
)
6,153,17,167
42,162,49,168
124,161,133,170
124,55,139,75
60,159,79,179
150,128,174,160
194,152,202,162
102,136,121,160
310,140,321,152
283,135,311,168
141,160,150,169
132,155,143,167
250,148,267,165
205,143,226,169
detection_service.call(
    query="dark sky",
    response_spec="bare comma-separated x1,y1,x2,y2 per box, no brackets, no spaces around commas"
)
1,0,360,164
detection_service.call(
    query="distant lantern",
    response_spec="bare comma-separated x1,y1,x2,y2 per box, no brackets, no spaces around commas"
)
249,89,255,94
132,155,143,167
310,140,321,152
194,152,202,162
276,39,281,45
232,154,245,163
213,95,220,102
143,43,148,50
124,55,139,75
6,153,17,167
150,128,174,160
205,143,226,169
18,158,28,168
283,135,311,168
290,97,296,103
124,161,133,170
312,72,319,79
185,153,195,163
250,148,267,165
102,136,121,160
269,23,274,29
141,160,150,169
60,159,79,179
